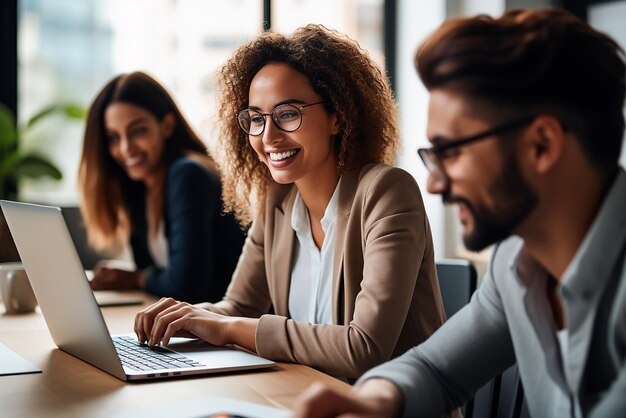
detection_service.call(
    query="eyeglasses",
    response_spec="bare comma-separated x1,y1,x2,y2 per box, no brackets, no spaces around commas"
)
237,101,325,136
417,115,536,186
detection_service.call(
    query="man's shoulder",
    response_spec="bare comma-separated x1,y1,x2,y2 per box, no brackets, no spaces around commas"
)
488,236,525,280
492,236,524,259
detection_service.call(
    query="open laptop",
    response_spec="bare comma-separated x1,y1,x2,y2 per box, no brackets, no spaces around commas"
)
0,200,275,381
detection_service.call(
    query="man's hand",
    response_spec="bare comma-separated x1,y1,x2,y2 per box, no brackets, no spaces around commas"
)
292,379,403,418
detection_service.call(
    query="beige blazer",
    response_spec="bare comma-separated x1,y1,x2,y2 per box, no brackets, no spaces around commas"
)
206,163,446,378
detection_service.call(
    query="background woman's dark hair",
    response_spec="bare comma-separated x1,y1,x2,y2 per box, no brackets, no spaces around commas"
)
415,8,626,172
79,71,212,250
216,24,399,225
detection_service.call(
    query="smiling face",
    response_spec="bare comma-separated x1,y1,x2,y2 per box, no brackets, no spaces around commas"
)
104,102,174,187
247,62,340,187
426,89,538,251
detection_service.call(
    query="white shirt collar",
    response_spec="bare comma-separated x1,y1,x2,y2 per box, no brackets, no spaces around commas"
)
291,177,342,236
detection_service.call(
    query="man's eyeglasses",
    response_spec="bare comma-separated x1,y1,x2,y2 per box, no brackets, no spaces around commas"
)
417,116,536,186
237,101,325,136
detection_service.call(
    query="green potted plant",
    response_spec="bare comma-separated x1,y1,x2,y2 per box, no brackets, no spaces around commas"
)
0,102,87,199
0,101,85,261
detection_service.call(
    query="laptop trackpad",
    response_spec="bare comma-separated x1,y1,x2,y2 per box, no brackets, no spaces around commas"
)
166,338,274,368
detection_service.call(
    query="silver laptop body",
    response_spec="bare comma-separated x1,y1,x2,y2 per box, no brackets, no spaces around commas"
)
1,200,274,381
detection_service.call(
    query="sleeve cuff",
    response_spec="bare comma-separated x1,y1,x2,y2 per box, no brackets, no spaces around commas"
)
255,314,290,360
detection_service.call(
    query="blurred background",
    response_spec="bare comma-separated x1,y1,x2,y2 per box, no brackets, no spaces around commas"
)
1,0,625,270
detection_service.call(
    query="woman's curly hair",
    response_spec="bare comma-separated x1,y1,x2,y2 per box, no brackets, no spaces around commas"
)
216,24,399,225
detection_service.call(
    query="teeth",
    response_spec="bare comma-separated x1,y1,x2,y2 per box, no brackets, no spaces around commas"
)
269,150,297,161
125,156,143,167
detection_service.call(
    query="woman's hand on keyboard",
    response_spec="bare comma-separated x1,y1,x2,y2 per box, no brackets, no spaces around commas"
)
134,297,258,353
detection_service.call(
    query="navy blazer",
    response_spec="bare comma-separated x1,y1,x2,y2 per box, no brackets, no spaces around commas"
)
129,157,245,303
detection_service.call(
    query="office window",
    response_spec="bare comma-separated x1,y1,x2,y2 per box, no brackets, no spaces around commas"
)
272,0,385,69
17,0,386,204
18,0,262,203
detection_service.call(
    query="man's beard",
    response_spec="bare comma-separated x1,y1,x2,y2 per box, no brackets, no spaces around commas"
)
444,151,538,252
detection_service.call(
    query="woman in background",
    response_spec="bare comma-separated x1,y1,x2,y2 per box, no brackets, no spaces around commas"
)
135,25,446,379
79,71,245,303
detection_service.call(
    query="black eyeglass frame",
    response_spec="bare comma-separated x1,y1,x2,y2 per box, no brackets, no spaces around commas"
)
237,101,326,136
417,115,537,183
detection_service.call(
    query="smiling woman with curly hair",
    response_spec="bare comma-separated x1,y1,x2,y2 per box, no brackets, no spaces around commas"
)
216,24,399,224
135,24,445,380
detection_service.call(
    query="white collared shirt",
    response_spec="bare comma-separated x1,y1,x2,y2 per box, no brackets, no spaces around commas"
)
288,178,342,325
148,221,169,269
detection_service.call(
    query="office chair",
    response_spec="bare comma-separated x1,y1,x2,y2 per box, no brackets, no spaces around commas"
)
496,364,530,418
435,259,527,418
435,259,478,319
436,259,481,417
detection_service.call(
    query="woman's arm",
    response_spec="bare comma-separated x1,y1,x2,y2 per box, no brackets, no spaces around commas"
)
90,266,146,290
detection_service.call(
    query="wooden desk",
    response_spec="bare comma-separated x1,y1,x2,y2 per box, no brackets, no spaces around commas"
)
0,295,350,418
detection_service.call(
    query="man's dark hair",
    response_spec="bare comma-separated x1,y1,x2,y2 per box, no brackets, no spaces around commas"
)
415,8,626,171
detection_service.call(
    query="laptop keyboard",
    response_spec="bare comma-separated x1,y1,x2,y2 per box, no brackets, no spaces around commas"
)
112,335,206,372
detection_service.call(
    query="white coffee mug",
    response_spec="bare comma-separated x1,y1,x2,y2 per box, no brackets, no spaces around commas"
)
0,262,38,314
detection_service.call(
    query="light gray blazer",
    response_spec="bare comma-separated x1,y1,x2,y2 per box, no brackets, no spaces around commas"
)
359,168,626,418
